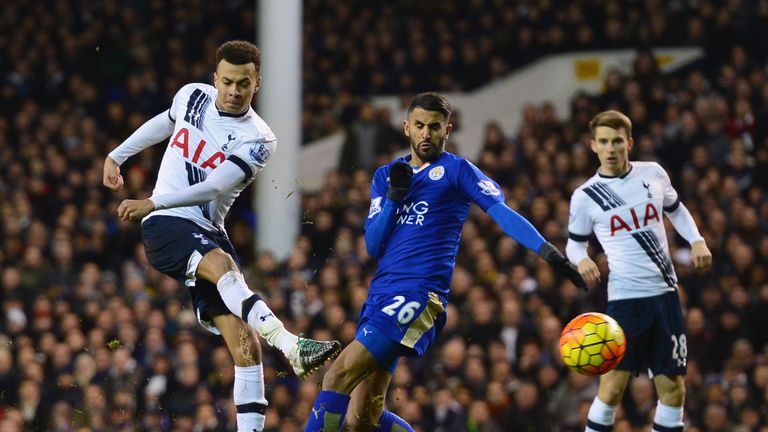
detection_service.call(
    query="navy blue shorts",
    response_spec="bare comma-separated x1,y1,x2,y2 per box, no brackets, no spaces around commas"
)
356,290,446,373
606,291,687,377
142,216,240,332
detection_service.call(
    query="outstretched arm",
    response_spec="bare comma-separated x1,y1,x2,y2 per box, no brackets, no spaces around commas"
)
487,202,587,290
486,202,545,252
103,110,175,191
455,159,585,290
117,161,245,221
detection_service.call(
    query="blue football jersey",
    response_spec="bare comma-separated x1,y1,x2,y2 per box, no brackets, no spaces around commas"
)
364,152,505,297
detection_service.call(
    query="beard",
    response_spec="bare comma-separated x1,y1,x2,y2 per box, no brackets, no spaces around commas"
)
411,138,445,163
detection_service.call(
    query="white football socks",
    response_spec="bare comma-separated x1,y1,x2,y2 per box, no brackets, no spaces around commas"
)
653,401,684,431
234,365,267,432
216,271,298,357
586,396,616,431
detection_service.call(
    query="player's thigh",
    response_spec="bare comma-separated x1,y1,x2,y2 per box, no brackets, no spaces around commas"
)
653,374,685,406
360,291,446,358
648,292,687,377
213,314,261,366
597,369,632,405
347,370,393,431
197,230,242,283
606,297,655,374
196,248,239,283
141,215,222,282
322,340,380,395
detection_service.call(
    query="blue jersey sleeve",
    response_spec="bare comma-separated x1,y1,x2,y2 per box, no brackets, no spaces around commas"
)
364,167,389,230
456,159,505,211
364,166,399,257
487,202,546,252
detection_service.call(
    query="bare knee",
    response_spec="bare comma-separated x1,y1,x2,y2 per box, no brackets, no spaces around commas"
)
597,372,630,405
657,378,685,406
198,249,239,282
597,385,624,406
322,363,354,394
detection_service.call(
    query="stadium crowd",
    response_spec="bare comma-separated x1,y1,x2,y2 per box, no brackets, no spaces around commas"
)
1,0,768,431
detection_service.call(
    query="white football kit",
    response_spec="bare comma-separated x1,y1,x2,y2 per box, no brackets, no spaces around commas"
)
109,83,277,232
566,162,703,301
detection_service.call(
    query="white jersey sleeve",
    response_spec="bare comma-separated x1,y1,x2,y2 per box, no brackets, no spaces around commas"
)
568,189,594,241
566,187,593,265
655,163,704,244
149,161,245,210
168,83,198,122
656,162,680,211
226,136,277,183
108,111,174,165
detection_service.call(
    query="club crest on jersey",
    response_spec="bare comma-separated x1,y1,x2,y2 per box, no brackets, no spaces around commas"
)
250,143,270,165
429,166,445,181
642,181,652,198
368,197,382,219
222,132,236,151
477,180,500,196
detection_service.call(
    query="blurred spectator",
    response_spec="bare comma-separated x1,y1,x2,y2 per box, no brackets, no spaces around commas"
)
546,371,599,430
338,102,404,172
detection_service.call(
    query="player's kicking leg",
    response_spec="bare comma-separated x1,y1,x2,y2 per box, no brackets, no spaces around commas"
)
214,314,267,432
198,249,341,378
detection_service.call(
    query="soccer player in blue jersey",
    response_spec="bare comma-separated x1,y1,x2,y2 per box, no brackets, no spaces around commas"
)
304,93,586,432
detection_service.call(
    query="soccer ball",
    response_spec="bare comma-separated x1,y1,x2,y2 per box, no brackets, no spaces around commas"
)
560,312,626,376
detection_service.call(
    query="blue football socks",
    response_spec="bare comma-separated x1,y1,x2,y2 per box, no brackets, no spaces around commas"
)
375,410,415,432
304,390,351,432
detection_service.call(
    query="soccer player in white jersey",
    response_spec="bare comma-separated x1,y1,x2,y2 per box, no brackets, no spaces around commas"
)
566,110,712,432
102,40,340,432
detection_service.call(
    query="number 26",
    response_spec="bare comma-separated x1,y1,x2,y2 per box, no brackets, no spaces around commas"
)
381,296,421,325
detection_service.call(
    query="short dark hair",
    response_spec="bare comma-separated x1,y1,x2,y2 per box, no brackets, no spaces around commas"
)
408,92,452,120
589,110,632,137
216,40,261,72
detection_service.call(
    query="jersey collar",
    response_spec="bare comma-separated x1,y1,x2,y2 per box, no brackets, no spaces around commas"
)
403,152,448,173
215,103,250,118
597,162,633,179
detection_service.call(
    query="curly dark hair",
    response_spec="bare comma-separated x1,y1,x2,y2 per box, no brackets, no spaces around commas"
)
216,40,261,72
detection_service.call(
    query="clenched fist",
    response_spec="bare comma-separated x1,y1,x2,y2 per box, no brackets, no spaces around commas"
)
118,199,155,222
